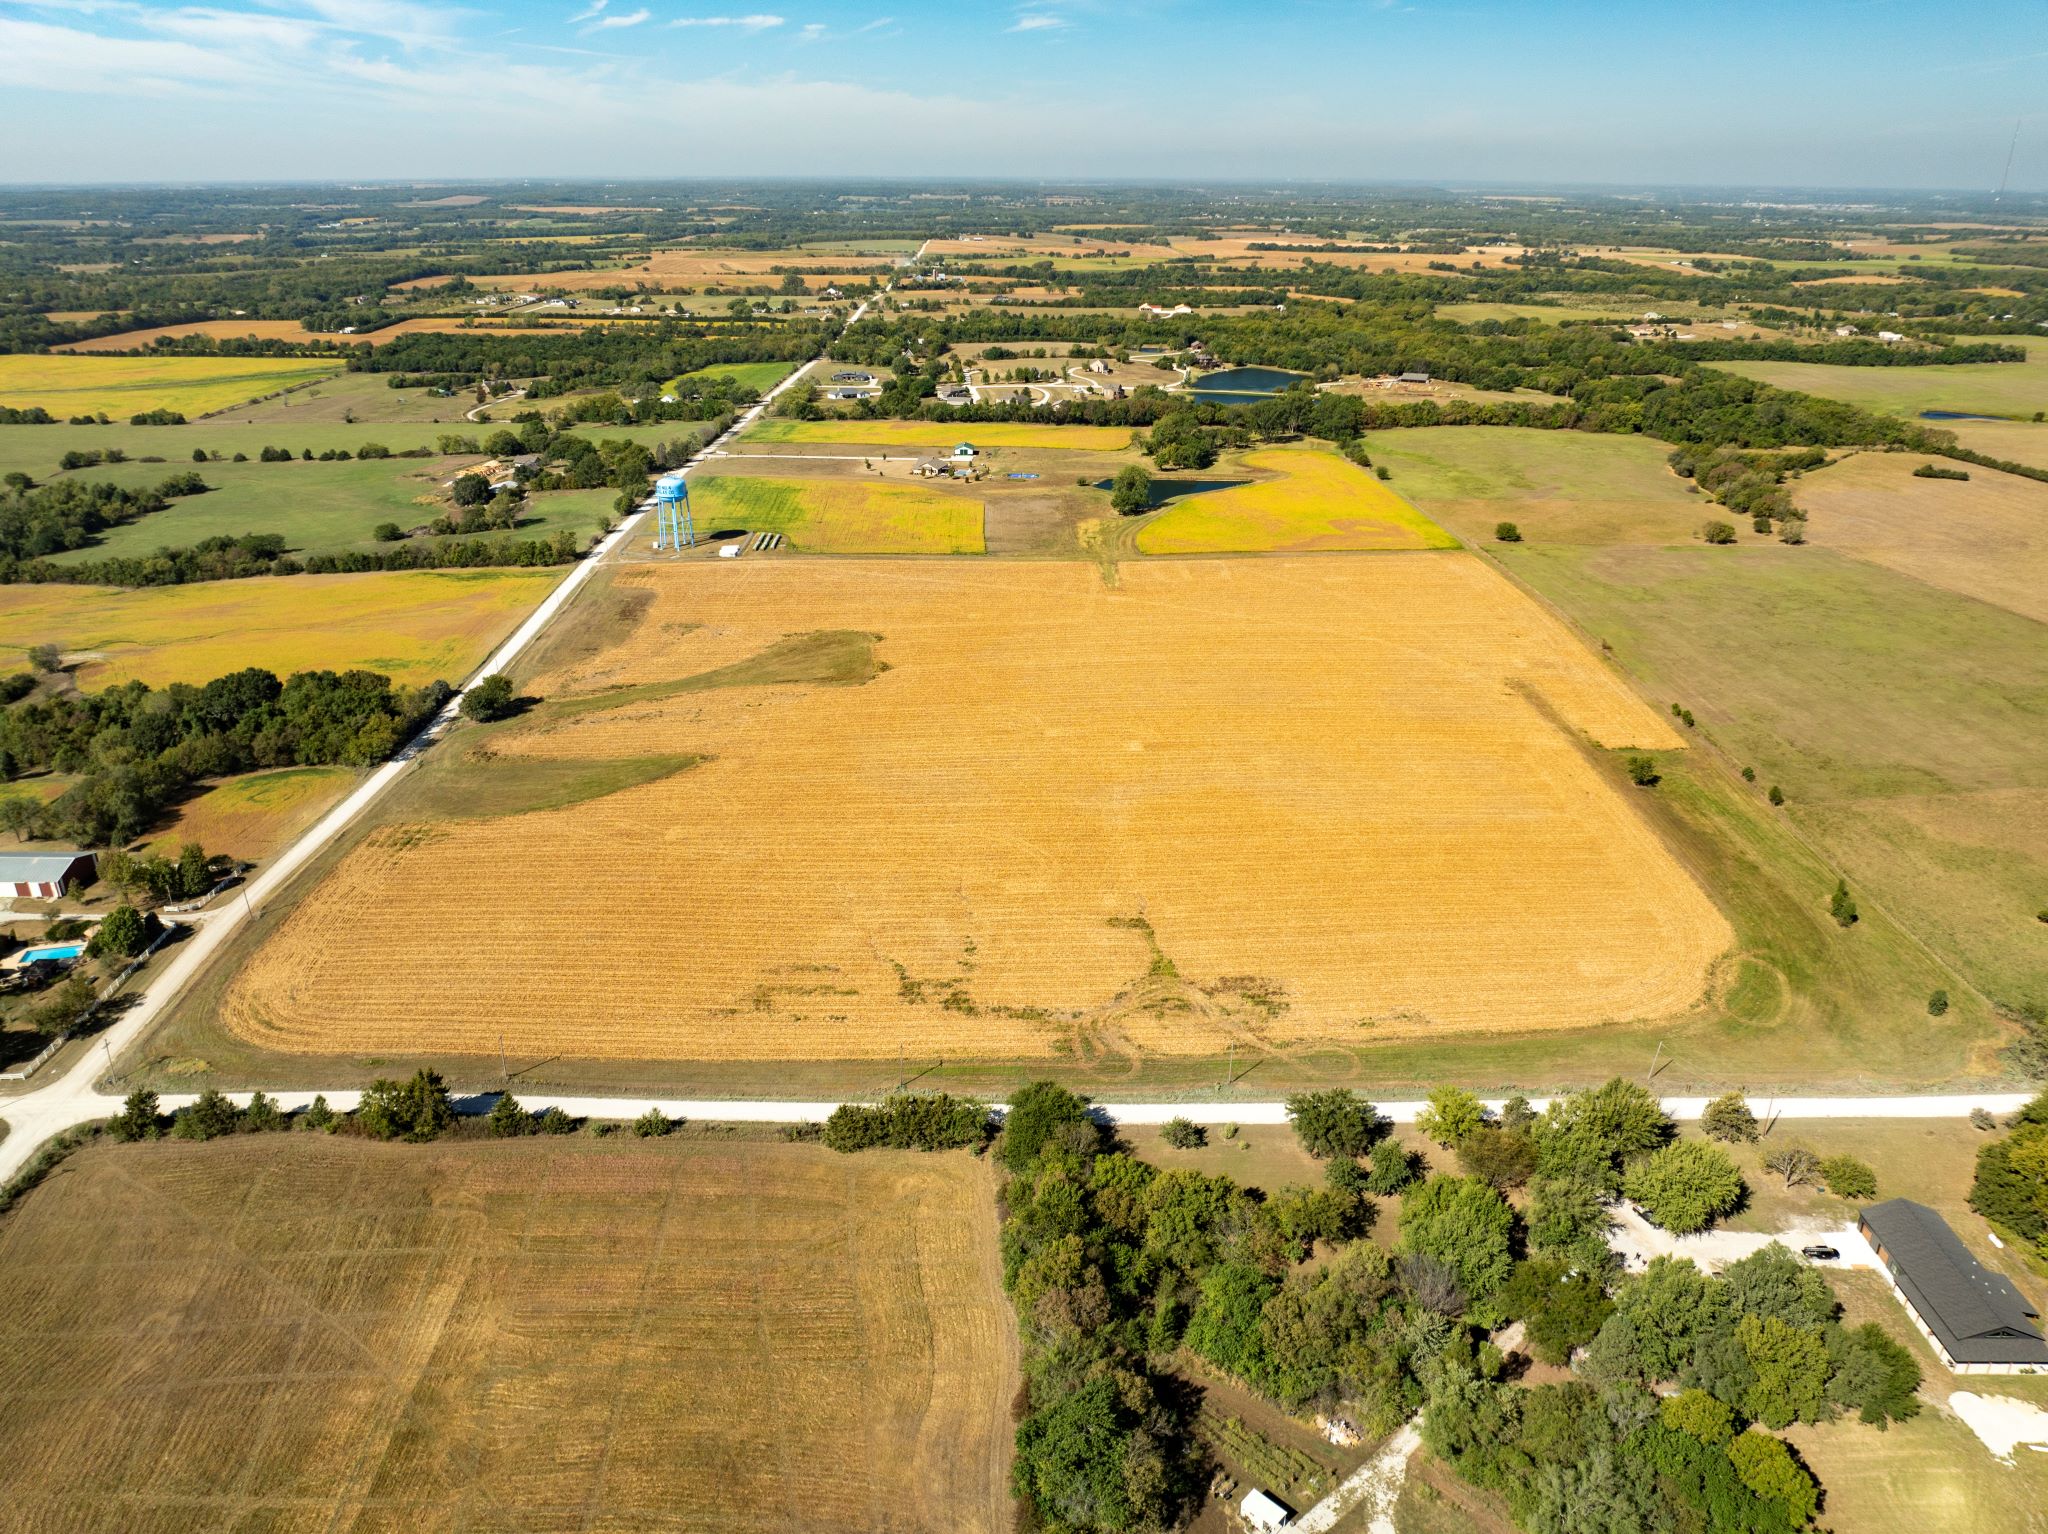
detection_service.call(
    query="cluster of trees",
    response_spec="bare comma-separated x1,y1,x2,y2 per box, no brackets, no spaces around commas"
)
0,473,210,571
821,1092,995,1152
0,665,451,845
1969,1090,2048,1262
107,1070,458,1145
1668,444,1827,542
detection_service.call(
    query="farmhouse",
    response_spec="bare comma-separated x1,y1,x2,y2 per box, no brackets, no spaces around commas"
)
0,851,96,901
1138,302,1194,318
1858,1199,2048,1374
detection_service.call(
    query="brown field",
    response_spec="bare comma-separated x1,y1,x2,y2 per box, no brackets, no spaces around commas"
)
58,319,368,352
1167,237,1532,271
1794,451,2048,622
220,555,1726,1066
398,252,881,294
925,233,1181,262
55,316,667,352
0,1133,1011,1534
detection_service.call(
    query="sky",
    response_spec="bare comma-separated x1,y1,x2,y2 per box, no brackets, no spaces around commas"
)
0,0,2040,190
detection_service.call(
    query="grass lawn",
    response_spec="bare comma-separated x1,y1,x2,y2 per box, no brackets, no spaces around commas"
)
0,353,343,418
0,567,562,690
0,1133,1016,1533
1707,335,2048,420
1361,427,1708,545
40,458,606,563
670,359,797,393
1499,542,2048,1017
1134,447,1458,554
746,417,1136,451
689,473,985,553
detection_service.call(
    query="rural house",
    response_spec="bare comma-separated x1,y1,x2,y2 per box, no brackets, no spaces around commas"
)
0,851,97,902
1858,1199,2048,1374
1240,1487,1293,1530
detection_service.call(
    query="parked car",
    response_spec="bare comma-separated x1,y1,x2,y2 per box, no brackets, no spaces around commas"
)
1801,1245,1841,1262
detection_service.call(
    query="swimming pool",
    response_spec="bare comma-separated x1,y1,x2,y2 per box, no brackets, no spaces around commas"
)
20,943,85,963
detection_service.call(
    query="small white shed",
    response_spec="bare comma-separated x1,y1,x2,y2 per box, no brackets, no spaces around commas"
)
1241,1487,1292,1531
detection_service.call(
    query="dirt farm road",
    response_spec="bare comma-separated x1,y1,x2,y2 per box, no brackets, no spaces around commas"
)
0,306,866,1188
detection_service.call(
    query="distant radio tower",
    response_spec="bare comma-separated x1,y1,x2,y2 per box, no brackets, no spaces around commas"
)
1994,119,2021,201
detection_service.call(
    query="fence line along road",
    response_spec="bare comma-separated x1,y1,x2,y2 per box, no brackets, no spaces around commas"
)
0,311,866,1188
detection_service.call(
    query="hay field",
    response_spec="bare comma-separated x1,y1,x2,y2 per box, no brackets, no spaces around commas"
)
0,569,560,689
145,766,358,862
746,418,1134,451
1134,448,1459,554
1793,451,2048,622
0,1135,1013,1534
1360,427,1710,545
1940,417,2048,472
221,556,1725,1065
0,354,343,418
1707,335,2046,419
57,319,368,353
690,475,985,554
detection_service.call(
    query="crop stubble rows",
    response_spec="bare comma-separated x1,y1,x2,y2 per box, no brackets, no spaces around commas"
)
0,1136,1010,1533
221,555,1728,1064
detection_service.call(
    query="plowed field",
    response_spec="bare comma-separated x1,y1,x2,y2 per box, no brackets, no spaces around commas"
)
223,555,1727,1063
0,1135,1013,1534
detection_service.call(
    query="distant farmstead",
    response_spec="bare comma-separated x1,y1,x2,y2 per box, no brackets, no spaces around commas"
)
1859,1199,2048,1374
0,851,96,901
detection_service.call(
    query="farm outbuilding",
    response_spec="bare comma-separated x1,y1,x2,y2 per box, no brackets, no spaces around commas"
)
0,851,96,901
1241,1487,1293,1530
1858,1199,2048,1374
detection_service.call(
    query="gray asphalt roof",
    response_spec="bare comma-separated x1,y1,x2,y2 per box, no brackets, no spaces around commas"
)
1860,1198,2048,1366
0,851,95,883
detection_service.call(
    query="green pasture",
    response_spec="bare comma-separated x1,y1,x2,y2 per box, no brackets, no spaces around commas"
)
1500,540,2048,1015
1708,335,2047,420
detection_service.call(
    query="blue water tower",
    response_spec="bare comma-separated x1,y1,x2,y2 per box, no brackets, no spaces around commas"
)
654,471,695,550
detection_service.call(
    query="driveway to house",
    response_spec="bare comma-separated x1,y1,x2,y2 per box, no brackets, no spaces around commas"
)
1605,1200,1881,1276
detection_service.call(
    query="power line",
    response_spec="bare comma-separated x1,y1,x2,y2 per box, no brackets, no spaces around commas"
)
1994,119,2021,200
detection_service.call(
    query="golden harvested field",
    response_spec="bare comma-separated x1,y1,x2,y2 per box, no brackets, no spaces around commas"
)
1135,448,1460,554
1167,237,1532,271
690,474,985,553
145,766,358,862
0,569,561,689
1794,451,2048,622
400,252,877,292
745,418,1134,451
0,1135,1014,1534
0,353,343,417
57,319,366,353
223,556,1726,1065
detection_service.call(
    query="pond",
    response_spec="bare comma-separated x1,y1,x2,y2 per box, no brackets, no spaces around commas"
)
1919,410,2004,421
1187,366,1310,403
1093,477,1249,509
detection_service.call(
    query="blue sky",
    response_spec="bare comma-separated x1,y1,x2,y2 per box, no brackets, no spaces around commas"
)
0,0,2039,189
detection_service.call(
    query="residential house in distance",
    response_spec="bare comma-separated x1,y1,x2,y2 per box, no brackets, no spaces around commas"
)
1858,1199,2048,1374
1138,302,1193,318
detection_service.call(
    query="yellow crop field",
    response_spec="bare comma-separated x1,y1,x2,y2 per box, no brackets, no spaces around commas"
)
223,555,1725,1065
691,474,984,553
1137,448,1461,554
1795,451,2048,623
0,353,343,416
145,766,358,861
0,1135,1014,1534
0,569,561,689
746,418,1135,451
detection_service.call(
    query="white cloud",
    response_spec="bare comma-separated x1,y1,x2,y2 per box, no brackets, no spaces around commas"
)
669,13,784,28
567,0,607,20
589,6,647,27
797,20,823,41
1008,14,1066,32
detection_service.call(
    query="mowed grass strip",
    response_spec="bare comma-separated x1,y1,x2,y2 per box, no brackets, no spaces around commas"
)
1136,448,1458,554
745,417,1135,451
0,353,343,418
0,1135,1015,1534
692,473,985,553
671,360,797,392
0,568,561,689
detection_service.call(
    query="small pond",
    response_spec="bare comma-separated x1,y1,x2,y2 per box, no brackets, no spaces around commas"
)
1187,366,1310,403
1093,477,1249,509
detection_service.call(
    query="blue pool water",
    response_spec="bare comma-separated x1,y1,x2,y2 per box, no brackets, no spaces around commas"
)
21,943,84,963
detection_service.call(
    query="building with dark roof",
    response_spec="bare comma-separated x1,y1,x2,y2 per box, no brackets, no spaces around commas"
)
1859,1199,2048,1374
